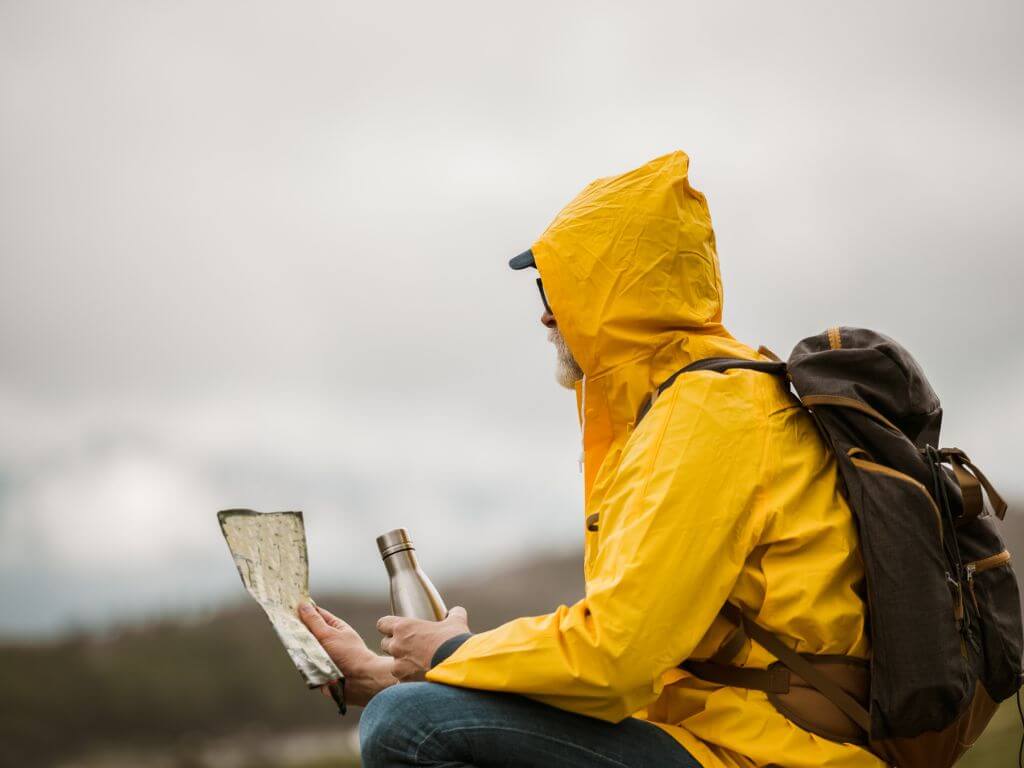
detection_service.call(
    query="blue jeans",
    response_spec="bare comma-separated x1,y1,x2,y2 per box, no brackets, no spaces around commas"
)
359,682,701,768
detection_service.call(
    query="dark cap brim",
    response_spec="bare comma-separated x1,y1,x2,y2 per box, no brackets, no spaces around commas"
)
508,249,536,270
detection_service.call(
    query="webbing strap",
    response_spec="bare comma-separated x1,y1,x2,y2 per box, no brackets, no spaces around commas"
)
718,603,872,733
950,457,984,521
682,659,791,693
940,448,1008,521
799,394,901,434
710,622,748,665
636,358,787,425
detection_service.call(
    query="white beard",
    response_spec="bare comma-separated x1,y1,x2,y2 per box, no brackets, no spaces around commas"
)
548,326,584,389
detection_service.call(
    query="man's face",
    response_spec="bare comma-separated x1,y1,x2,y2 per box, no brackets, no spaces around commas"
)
542,309,584,389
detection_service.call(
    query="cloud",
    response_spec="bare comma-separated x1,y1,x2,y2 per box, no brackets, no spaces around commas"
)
1,0,1021,633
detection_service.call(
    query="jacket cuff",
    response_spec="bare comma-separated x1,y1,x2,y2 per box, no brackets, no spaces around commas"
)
430,633,473,669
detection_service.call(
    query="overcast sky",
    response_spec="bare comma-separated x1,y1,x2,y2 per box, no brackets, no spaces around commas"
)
2,0,1022,635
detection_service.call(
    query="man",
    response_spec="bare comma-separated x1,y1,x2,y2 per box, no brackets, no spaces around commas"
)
300,151,884,768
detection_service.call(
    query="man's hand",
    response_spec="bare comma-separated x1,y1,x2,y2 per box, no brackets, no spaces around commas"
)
299,602,397,707
377,607,471,682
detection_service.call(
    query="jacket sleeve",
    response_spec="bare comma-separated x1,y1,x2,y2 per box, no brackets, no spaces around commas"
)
425,378,771,722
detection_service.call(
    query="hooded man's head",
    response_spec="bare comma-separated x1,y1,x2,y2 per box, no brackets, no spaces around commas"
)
513,151,725,389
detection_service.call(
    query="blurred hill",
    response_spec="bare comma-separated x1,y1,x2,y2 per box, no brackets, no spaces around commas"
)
0,550,584,767
3,513,1022,767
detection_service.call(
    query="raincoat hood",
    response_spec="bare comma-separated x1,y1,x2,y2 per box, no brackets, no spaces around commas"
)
532,151,728,378
531,151,756,498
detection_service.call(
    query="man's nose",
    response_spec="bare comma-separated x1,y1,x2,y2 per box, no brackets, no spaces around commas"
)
541,311,557,329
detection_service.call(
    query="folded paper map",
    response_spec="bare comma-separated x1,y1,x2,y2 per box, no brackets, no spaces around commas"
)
217,509,342,688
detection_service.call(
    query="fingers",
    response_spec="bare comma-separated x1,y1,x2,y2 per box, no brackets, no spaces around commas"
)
445,606,468,623
317,606,349,630
376,615,399,636
376,615,413,658
445,606,470,633
377,615,410,656
299,602,333,640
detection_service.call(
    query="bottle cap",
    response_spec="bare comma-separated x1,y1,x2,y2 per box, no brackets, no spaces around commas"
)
376,528,415,559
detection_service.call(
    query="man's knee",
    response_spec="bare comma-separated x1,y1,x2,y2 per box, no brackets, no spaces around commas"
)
360,682,447,766
360,683,417,756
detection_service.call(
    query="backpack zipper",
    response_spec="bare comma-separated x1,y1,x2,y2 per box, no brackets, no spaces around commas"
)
966,550,1012,573
965,550,1012,614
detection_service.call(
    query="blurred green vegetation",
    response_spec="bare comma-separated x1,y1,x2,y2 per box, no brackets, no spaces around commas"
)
0,603,362,766
959,697,1020,766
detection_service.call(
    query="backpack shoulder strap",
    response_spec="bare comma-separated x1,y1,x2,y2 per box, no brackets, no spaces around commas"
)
636,357,788,425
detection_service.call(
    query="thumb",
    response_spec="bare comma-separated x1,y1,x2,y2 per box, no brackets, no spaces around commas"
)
445,606,468,624
299,602,333,640
316,606,350,630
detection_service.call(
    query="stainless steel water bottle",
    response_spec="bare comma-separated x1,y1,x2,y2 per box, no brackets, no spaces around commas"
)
376,528,447,620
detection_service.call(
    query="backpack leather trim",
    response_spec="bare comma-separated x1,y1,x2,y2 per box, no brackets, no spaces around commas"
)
800,394,901,434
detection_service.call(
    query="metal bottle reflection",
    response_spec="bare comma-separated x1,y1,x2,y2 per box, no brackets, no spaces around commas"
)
376,528,447,621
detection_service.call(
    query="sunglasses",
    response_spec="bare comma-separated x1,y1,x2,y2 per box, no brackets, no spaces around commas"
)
536,277,552,314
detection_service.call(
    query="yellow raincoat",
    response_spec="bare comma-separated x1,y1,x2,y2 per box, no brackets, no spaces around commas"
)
427,152,885,768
